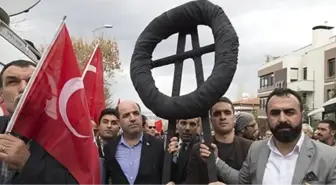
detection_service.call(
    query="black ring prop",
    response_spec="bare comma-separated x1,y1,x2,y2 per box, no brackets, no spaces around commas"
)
131,0,239,119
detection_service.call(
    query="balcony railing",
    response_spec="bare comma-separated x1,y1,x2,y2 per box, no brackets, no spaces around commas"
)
287,80,314,92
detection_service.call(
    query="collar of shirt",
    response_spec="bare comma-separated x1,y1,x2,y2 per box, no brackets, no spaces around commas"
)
267,131,305,156
119,133,143,147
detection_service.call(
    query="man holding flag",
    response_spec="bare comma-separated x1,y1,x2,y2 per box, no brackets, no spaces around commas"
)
0,22,101,184
0,60,78,184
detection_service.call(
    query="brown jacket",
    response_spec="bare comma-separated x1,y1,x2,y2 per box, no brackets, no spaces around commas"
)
184,136,252,184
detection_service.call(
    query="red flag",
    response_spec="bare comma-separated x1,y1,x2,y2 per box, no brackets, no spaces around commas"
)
82,46,105,123
7,24,101,184
155,120,163,135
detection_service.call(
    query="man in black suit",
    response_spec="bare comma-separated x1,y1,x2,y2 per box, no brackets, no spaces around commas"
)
167,117,201,184
0,60,77,184
104,100,164,184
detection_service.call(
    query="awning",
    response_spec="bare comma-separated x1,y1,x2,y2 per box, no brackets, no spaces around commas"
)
323,97,336,107
308,107,324,116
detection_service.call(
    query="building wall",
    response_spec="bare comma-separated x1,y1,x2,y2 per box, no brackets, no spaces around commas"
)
324,46,336,103
257,26,336,119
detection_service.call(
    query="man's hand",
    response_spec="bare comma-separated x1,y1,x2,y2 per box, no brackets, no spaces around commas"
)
209,181,226,185
200,143,218,159
0,134,30,170
167,137,179,154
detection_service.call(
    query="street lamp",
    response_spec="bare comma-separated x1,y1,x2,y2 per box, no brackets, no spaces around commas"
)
92,24,113,33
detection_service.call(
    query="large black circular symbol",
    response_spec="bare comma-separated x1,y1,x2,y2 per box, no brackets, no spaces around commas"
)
131,0,239,120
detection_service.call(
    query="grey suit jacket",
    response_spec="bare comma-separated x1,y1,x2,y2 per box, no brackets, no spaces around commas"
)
216,135,336,184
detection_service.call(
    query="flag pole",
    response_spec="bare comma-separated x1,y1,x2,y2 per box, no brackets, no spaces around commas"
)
5,16,68,133
81,44,100,81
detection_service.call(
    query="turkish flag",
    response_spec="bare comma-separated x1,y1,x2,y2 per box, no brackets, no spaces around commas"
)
155,120,163,135
82,46,105,123
8,24,101,184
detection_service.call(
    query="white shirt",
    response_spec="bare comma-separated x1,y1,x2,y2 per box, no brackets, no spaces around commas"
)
262,132,305,185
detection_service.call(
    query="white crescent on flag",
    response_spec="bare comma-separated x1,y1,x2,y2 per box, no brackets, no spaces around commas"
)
59,77,89,138
87,65,96,73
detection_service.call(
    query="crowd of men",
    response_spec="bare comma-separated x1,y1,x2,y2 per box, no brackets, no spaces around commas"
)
1,57,336,184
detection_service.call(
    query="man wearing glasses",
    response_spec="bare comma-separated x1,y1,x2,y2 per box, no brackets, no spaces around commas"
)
234,112,259,141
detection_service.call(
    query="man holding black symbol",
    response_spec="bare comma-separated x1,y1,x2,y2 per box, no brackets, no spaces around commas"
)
166,117,201,184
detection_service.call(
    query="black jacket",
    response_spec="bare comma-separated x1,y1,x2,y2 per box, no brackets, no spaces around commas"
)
185,136,253,184
170,136,200,184
0,116,77,184
104,133,164,184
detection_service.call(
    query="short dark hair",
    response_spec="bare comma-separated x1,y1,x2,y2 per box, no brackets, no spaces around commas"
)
98,108,117,124
142,115,147,127
319,119,336,131
115,102,141,118
0,60,37,88
265,88,303,112
210,96,235,115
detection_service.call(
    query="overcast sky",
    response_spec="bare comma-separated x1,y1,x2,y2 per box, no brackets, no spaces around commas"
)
1,0,336,114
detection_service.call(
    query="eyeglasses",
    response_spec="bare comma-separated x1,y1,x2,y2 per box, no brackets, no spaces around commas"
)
149,126,156,129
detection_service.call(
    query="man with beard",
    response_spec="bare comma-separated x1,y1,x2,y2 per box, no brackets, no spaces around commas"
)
104,100,164,184
234,112,259,140
199,88,336,184
166,117,200,184
184,97,252,184
0,60,77,184
315,120,336,146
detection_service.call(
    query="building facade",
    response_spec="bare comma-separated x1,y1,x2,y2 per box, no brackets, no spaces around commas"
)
257,25,336,120
233,97,259,114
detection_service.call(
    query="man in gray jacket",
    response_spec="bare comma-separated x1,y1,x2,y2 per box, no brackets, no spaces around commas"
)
200,88,336,185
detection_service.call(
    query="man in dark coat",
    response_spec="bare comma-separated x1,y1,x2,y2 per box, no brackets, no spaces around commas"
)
104,100,164,184
166,117,201,184
0,60,77,184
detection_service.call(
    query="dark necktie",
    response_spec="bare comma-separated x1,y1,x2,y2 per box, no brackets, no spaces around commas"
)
177,143,188,166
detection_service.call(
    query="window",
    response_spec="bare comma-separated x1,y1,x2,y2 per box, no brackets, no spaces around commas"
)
259,73,274,89
259,97,267,110
302,93,307,103
328,58,335,77
290,68,298,81
327,89,336,100
303,67,307,80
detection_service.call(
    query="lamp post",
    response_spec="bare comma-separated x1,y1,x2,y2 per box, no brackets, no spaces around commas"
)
92,24,113,32
92,24,113,37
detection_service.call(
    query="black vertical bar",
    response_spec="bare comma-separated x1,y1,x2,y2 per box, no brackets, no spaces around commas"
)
162,33,187,184
191,28,218,183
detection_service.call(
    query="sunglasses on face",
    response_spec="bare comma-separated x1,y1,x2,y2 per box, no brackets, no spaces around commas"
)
149,126,156,129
